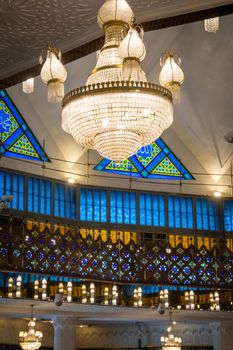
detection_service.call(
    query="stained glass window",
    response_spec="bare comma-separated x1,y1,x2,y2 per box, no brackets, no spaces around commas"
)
0,170,25,210
80,188,107,222
139,193,165,226
0,90,49,162
110,191,136,224
94,138,193,180
168,196,193,229
196,198,221,231
224,200,233,232
28,177,52,215
54,182,76,219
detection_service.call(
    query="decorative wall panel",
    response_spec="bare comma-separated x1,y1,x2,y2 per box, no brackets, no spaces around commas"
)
0,217,232,287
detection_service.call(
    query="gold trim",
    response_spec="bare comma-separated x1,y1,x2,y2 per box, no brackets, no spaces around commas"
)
47,78,62,84
89,64,122,76
62,81,172,106
103,21,129,29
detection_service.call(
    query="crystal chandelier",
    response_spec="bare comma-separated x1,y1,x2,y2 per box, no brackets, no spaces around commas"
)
19,305,43,350
62,0,175,162
160,312,182,350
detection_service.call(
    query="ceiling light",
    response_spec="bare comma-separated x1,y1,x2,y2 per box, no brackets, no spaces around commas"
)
204,17,219,33
40,45,67,103
19,305,43,350
160,311,182,350
214,191,222,198
159,52,184,104
62,0,177,162
67,177,76,184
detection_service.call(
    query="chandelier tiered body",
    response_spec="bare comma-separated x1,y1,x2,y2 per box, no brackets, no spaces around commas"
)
19,320,43,350
62,0,173,162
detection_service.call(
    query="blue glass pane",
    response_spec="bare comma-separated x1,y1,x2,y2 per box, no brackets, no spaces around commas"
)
224,200,233,232
140,194,146,225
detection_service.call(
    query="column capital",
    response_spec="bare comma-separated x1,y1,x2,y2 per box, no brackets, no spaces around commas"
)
52,317,77,330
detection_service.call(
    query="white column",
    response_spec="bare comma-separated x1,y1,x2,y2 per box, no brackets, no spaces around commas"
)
53,317,77,350
210,322,233,350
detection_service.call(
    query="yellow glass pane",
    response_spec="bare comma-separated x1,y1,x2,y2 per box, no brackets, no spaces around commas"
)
169,235,175,248
101,230,107,242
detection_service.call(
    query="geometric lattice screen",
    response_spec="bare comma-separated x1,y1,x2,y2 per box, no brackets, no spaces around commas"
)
94,137,193,180
0,90,49,162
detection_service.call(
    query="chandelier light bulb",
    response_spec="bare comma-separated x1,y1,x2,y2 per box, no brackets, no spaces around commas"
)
159,52,184,104
204,17,219,33
62,0,173,162
23,78,34,94
40,46,67,103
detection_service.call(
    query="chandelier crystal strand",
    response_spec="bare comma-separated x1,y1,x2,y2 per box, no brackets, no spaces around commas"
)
204,17,219,33
62,0,174,162
159,52,184,104
160,311,182,350
40,45,67,103
19,305,43,350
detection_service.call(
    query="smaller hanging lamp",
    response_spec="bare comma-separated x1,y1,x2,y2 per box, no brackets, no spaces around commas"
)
40,45,67,103
119,18,146,81
204,17,219,33
159,52,184,104
22,78,34,94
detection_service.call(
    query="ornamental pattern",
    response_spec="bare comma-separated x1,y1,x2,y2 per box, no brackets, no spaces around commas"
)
0,217,232,287
95,138,193,180
0,90,49,161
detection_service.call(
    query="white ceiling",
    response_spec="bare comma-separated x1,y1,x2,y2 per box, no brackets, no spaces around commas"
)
1,2,233,197
1,298,233,324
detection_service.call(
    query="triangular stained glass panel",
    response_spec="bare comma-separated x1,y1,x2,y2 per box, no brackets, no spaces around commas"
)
151,156,181,177
94,137,194,180
7,134,40,160
0,89,49,162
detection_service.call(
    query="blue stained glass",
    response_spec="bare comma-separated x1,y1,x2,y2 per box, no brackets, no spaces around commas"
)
94,137,193,180
168,197,174,227
0,90,49,162
110,191,116,223
196,198,221,231
26,251,32,259
171,255,178,261
122,263,130,271
0,170,25,211
147,264,154,271
93,260,98,267
81,258,88,266
38,252,44,261
60,255,66,263
159,265,167,271
183,267,190,274
54,182,77,219
112,262,118,270
224,200,233,232
172,266,179,274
